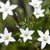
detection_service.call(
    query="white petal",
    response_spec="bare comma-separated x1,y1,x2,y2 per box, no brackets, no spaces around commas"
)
41,9,45,13
20,34,24,37
37,37,43,41
0,1,5,7
35,15,39,18
5,40,9,45
47,40,50,44
28,36,32,40
23,37,27,42
26,28,29,32
6,0,10,6
8,10,13,15
0,8,4,12
19,28,25,34
32,0,35,2
38,6,41,9
39,1,43,5
40,14,44,17
41,41,46,49
3,12,8,20
9,32,12,36
9,37,16,42
0,34,4,37
29,2,33,6
10,5,17,10
0,38,4,43
29,31,34,35
38,30,44,37
48,36,50,40
45,30,49,36
4,27,8,34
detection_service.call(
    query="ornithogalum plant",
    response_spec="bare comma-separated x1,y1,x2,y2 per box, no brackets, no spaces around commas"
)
0,0,50,50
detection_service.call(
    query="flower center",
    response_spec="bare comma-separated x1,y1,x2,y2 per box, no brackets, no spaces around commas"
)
44,36,47,41
34,1,37,6
25,33,28,36
5,8,8,11
5,36,8,39
36,11,40,15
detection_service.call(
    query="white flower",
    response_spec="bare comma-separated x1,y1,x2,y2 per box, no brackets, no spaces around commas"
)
37,30,50,49
0,0,18,20
33,6,45,18
0,27,16,45
19,28,34,42
29,0,43,8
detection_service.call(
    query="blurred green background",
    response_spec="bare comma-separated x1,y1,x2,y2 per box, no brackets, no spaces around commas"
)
0,0,50,50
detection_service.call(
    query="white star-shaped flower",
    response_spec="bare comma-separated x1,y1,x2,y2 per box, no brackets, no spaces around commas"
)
0,0,18,20
29,0,43,8
37,30,50,49
0,27,16,45
19,28,34,42
33,6,45,18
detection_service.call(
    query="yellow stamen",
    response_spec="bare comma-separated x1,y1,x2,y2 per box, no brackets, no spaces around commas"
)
5,8,8,11
25,33,28,36
5,36,8,39
36,11,40,15
44,37,47,40
34,1,37,6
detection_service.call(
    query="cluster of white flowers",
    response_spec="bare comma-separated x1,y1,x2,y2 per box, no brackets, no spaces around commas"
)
0,0,17,20
19,28,50,49
28,0,50,49
0,0,49,50
0,0,17,45
29,0,45,18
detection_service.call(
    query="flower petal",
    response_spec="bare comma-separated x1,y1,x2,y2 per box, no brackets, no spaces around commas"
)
41,9,45,13
6,0,10,6
38,30,44,37
45,30,49,36
8,10,13,15
37,37,43,41
29,30,34,35
10,5,17,10
47,40,50,44
4,27,8,34
23,37,27,42
9,37,16,42
0,1,5,7
20,34,24,37
41,41,46,49
32,0,35,2
0,34,4,37
38,1,43,5
28,36,32,40
40,14,44,17
29,2,33,6
9,32,12,36
0,38,4,43
3,12,8,20
26,28,29,32
5,40,9,45
19,28,25,34
0,8,4,12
